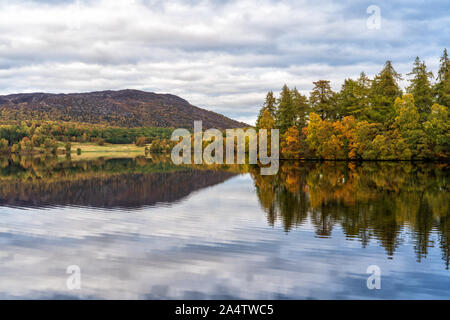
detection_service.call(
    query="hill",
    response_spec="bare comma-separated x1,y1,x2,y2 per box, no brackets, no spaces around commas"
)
0,89,248,129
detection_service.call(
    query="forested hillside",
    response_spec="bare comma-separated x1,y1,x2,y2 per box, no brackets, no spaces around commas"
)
0,89,247,130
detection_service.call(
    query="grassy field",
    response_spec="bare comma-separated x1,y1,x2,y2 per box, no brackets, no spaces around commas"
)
68,142,148,154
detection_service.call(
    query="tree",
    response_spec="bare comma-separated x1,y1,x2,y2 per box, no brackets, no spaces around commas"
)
393,94,424,158
281,126,301,159
422,103,449,157
370,129,412,160
31,134,45,147
19,137,34,153
370,60,402,123
352,120,379,159
407,57,434,116
276,84,295,133
96,138,105,146
291,88,310,128
259,109,275,130
256,91,277,130
305,113,336,159
11,144,20,153
338,78,361,119
309,80,337,120
0,138,9,153
43,138,58,154
434,48,450,107
263,91,277,117
65,142,72,153
135,136,147,147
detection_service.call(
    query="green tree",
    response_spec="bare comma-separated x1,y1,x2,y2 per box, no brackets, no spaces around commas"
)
393,94,424,158
276,84,295,134
256,91,277,130
309,80,337,120
407,57,434,116
65,142,72,153
291,87,310,128
338,79,358,118
434,48,450,107
422,103,449,157
370,60,402,123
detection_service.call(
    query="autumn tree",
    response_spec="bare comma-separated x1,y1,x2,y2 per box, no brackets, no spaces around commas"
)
281,126,301,159
43,138,58,154
259,109,275,130
20,137,34,153
305,113,340,159
0,138,9,153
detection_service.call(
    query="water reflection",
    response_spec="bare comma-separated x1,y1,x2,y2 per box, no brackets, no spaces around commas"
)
0,155,448,299
0,155,238,209
251,161,449,268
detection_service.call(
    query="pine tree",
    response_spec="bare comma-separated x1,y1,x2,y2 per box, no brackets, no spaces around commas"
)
276,84,295,134
337,73,371,120
309,80,337,120
407,57,433,117
354,72,372,118
291,87,310,128
434,48,450,107
370,60,402,124
256,91,277,129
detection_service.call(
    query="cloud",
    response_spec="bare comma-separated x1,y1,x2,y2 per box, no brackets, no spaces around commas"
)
0,0,448,124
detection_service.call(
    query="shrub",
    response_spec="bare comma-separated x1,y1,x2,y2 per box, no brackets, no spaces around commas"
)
65,142,72,153
135,136,147,147
0,138,9,153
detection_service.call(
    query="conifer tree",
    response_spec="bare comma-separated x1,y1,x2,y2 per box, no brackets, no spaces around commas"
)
407,57,433,116
256,91,277,130
337,72,371,120
370,60,402,123
276,84,295,134
291,87,310,128
309,80,337,120
434,48,450,107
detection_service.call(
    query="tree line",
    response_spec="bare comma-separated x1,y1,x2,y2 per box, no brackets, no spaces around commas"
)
256,49,450,160
0,121,173,154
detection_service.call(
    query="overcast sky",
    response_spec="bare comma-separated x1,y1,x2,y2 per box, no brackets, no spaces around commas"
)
0,0,448,124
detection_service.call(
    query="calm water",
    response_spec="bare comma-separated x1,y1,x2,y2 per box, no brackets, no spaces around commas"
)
0,155,448,299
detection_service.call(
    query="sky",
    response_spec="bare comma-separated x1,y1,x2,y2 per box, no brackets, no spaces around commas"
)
0,0,448,124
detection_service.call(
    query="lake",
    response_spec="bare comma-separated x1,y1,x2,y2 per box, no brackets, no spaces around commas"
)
0,155,448,299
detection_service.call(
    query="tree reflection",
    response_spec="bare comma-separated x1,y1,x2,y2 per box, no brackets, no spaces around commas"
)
0,155,237,209
251,161,449,267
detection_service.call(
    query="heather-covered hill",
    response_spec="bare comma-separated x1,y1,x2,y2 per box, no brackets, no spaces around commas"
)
0,89,248,129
